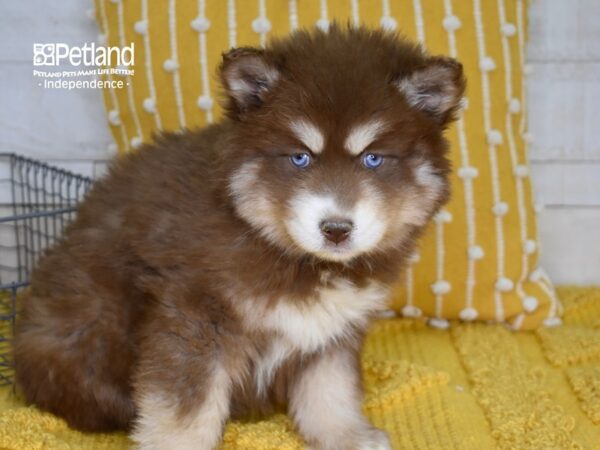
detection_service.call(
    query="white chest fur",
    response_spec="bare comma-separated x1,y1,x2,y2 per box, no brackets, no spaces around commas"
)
248,278,389,395
271,279,388,352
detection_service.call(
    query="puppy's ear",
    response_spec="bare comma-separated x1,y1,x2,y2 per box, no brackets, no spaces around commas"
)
220,47,280,119
396,57,465,125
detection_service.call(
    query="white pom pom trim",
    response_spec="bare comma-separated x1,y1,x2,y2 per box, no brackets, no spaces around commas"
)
408,251,421,264
523,239,537,255
197,95,214,111
513,164,529,178
380,16,397,31
543,317,563,328
458,166,479,179
428,318,450,330
443,15,462,32
431,280,451,295
131,136,143,149
143,97,156,114
495,277,514,292
163,59,179,72
376,309,397,319
252,17,272,34
480,56,496,72
316,18,330,31
523,132,535,144
501,22,517,37
529,267,544,282
401,305,422,318
487,129,503,145
509,98,521,114
459,307,478,321
191,16,211,32
434,210,453,224
468,245,484,261
522,296,539,313
492,202,509,216
134,20,148,35
108,109,121,126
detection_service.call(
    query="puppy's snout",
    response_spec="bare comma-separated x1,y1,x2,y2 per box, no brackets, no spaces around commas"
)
320,219,353,245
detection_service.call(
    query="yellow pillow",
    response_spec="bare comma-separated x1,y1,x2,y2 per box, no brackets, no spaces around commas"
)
94,0,560,330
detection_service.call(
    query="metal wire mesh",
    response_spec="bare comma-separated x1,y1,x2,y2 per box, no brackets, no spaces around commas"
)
0,153,92,385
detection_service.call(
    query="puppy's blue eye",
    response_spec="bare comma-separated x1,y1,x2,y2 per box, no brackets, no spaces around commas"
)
362,153,384,169
290,152,311,168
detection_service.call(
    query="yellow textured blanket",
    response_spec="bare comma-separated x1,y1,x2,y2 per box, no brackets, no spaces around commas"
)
1,286,599,449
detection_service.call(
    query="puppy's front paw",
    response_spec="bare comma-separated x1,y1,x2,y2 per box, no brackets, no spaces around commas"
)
355,427,392,450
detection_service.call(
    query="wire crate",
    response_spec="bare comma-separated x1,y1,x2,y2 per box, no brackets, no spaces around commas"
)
0,153,92,385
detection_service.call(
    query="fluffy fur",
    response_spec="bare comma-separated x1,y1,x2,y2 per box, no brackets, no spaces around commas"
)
13,25,464,450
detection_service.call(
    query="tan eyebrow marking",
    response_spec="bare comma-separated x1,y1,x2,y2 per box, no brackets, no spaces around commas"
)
344,120,388,155
289,119,325,154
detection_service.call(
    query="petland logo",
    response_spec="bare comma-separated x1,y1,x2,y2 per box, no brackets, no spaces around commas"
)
33,43,134,67
32,42,135,90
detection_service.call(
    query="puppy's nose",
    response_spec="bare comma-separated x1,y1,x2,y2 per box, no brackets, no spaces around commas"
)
320,219,353,245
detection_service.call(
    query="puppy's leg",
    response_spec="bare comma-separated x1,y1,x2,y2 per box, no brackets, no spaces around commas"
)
131,295,242,450
132,364,231,450
290,347,391,450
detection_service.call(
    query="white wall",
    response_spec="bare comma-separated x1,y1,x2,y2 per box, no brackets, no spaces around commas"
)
528,0,600,284
0,0,598,284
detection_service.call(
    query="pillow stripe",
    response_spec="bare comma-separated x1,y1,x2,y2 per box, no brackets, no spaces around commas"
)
541,270,561,326
350,0,359,26
289,0,299,31
116,0,143,149
195,0,214,123
257,0,269,48
443,0,480,321
318,0,329,29
412,0,426,44
473,0,507,322
516,0,527,137
140,0,163,130
228,0,237,48
381,0,391,24
98,0,130,152
498,0,530,319
402,252,418,318
167,0,187,129
433,211,450,322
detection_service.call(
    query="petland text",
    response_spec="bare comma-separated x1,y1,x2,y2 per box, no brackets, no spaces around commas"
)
33,43,134,67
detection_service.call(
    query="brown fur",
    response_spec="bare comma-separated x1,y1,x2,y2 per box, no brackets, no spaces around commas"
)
13,25,463,448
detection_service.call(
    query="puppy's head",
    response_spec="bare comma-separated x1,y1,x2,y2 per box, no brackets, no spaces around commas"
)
223,26,464,262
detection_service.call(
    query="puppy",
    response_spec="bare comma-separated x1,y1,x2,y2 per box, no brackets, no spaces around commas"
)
14,25,463,450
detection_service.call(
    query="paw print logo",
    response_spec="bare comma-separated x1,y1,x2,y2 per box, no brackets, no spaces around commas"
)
33,43,55,66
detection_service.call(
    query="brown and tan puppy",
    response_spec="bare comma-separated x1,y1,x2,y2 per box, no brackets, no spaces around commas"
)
14,25,464,450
